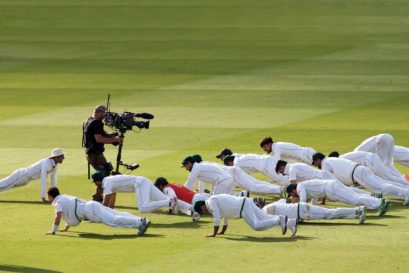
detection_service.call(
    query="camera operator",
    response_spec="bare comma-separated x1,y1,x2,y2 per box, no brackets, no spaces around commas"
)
83,105,123,201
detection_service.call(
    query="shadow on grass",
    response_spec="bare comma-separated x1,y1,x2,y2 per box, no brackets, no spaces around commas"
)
0,265,61,273
151,221,210,229
224,235,314,243
67,231,164,240
366,214,406,219
300,221,387,227
0,200,49,205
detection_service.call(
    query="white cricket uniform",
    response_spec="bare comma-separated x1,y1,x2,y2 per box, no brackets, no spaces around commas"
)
52,194,143,229
394,145,409,168
233,154,288,184
342,151,408,187
297,179,381,210
225,165,281,195
0,157,57,198
322,157,409,199
285,163,334,183
205,194,282,231
354,134,402,177
184,162,235,195
271,142,316,164
163,188,210,215
263,199,358,221
102,175,170,213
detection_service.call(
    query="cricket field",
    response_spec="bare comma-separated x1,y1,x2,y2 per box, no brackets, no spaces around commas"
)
0,0,409,272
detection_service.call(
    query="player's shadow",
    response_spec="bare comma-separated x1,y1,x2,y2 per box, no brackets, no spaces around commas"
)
67,231,164,240
300,221,387,227
0,200,49,205
0,264,62,273
150,221,210,229
224,235,314,243
366,214,405,220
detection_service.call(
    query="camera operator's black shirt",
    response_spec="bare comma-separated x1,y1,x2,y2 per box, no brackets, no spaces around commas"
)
84,118,106,154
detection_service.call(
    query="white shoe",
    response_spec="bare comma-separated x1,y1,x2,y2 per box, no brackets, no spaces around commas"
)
192,211,201,222
138,218,150,236
287,218,297,237
358,206,366,224
403,192,409,206
280,215,287,235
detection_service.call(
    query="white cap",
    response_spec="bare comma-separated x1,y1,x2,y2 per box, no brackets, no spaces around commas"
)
51,148,64,157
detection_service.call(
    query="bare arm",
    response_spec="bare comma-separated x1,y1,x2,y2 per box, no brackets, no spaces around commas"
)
103,193,115,208
95,134,123,144
46,211,62,235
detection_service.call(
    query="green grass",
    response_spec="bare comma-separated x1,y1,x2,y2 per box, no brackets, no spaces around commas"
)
0,0,409,272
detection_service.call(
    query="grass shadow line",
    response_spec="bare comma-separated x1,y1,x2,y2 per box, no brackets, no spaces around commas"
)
0,264,62,273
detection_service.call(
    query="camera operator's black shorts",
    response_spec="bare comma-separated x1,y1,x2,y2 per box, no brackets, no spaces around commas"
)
86,153,107,170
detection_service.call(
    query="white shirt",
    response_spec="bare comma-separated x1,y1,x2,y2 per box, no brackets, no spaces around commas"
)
233,154,288,183
184,162,233,190
52,194,86,227
163,186,177,199
205,194,245,226
394,145,409,162
225,165,260,188
26,158,57,198
297,179,336,202
102,175,149,195
321,158,358,186
286,163,334,183
341,151,376,166
271,142,314,161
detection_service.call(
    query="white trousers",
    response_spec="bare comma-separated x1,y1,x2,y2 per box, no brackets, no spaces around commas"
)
366,155,408,187
82,201,143,229
325,180,381,210
241,198,282,231
176,199,192,215
362,134,402,177
212,177,235,195
353,166,409,199
394,146,409,168
0,168,32,191
298,147,316,165
299,203,357,220
135,180,170,213
234,177,281,195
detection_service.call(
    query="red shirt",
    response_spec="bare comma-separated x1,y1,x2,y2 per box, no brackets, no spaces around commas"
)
165,184,195,204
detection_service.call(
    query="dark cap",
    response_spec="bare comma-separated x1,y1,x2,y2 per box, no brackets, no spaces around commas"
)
192,154,203,163
216,148,233,159
181,156,195,166
223,155,235,165
94,105,107,113
312,152,326,162
328,151,340,158
260,137,273,147
193,201,206,214
91,171,106,182
286,184,297,195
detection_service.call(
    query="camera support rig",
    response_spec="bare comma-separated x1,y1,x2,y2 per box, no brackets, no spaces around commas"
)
105,94,154,174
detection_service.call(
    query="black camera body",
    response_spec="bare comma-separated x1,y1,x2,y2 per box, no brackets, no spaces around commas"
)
105,111,153,133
